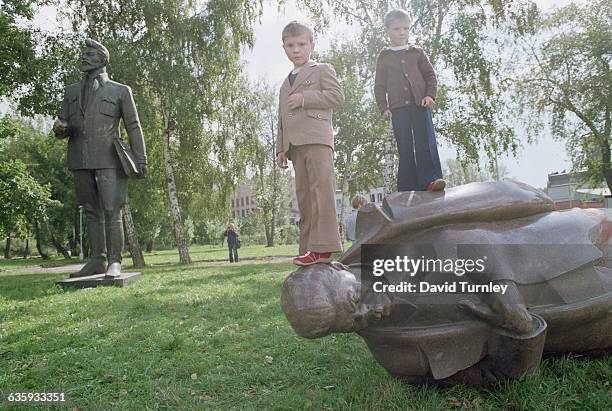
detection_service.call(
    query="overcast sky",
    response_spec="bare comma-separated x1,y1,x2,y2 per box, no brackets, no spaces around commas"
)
23,0,580,188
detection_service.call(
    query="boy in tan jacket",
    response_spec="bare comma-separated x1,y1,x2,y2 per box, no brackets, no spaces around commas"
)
276,21,344,266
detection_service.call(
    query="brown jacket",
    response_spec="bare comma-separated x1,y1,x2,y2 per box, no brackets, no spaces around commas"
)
276,62,344,157
374,46,437,113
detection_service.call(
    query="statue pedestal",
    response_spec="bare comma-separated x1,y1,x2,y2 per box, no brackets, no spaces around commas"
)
56,272,141,289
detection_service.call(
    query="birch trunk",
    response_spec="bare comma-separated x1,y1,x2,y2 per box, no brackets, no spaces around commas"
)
162,109,192,264
338,176,349,253
23,239,30,259
268,162,278,247
270,206,276,247
384,123,396,195
4,234,11,259
123,203,146,268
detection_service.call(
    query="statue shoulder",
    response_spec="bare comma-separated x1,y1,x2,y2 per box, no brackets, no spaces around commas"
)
103,80,134,99
65,82,81,95
105,79,127,91
115,81,135,95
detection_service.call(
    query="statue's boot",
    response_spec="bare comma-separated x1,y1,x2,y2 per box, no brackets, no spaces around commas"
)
70,257,107,278
104,208,124,279
70,216,107,278
105,262,122,278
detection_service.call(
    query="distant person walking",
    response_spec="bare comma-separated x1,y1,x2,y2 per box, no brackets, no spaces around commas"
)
223,223,240,263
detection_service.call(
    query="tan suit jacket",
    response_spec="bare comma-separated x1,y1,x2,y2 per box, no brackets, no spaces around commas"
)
276,62,344,157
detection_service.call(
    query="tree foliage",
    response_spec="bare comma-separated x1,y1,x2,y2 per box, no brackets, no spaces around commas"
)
317,43,388,195
0,158,57,238
515,0,611,190
53,0,265,257
249,82,289,247
0,115,77,254
1,1,80,116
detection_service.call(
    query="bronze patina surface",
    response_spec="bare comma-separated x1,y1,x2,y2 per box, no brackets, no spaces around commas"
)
53,39,147,279
282,180,611,387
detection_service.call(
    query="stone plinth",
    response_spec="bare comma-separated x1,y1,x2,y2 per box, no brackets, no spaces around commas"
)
56,272,141,289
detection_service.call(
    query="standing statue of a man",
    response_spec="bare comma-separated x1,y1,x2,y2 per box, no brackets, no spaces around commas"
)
53,39,147,278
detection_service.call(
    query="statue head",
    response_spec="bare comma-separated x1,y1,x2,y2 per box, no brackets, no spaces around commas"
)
81,39,109,73
281,263,389,338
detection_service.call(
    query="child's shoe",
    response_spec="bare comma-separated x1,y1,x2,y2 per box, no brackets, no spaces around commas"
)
426,178,446,191
293,251,333,266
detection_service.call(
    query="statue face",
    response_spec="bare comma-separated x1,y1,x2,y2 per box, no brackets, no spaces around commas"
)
331,269,362,332
81,47,106,72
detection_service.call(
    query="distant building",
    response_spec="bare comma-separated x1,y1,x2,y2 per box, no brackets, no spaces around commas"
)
230,178,299,224
546,171,609,209
230,182,259,219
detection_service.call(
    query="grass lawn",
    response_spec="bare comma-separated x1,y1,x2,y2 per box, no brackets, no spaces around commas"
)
0,247,610,410
142,243,300,266
0,255,81,270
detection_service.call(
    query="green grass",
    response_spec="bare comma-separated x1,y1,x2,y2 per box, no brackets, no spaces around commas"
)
142,243,300,265
0,250,610,410
0,255,81,270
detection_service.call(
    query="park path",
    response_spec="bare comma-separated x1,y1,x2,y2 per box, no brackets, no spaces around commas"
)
1,256,294,275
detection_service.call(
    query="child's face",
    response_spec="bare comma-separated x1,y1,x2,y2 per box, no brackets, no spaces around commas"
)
385,18,410,46
282,33,314,67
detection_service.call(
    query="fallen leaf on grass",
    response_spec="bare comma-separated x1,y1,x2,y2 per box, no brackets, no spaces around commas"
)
191,373,198,380
264,356,273,364
448,397,461,407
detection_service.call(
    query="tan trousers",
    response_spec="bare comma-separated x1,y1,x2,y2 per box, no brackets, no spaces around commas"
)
289,144,342,254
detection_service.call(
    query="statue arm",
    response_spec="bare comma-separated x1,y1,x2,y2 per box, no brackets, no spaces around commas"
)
53,88,71,139
120,86,147,167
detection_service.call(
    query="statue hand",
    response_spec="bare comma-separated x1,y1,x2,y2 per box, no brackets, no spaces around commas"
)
53,119,69,139
372,304,391,321
354,302,392,330
138,163,148,178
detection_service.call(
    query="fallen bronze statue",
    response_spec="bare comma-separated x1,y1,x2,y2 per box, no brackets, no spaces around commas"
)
281,180,611,387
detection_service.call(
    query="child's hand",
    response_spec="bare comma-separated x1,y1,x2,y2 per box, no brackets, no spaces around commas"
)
421,96,435,108
287,94,304,110
382,109,392,119
276,152,288,169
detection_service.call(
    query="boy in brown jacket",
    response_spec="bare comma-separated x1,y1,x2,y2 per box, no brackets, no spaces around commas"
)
374,9,445,192
276,21,345,266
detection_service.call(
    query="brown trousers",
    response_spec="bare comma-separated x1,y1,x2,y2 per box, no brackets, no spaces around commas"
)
289,144,342,254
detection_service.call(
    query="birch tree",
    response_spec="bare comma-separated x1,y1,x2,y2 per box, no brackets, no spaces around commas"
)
59,0,263,264
250,84,289,247
515,0,611,191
